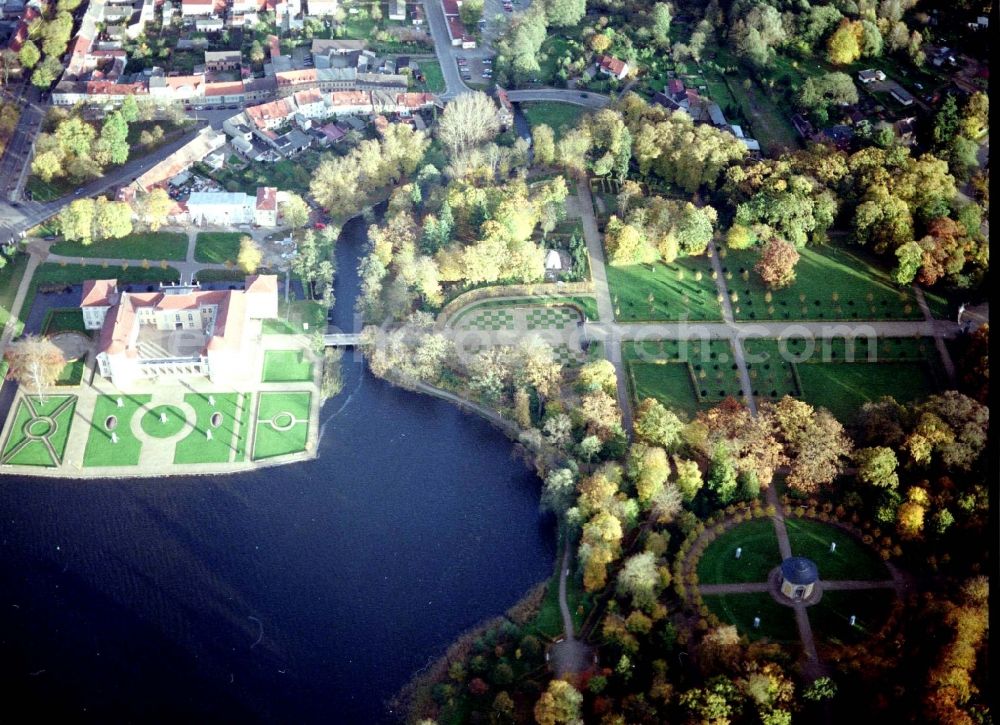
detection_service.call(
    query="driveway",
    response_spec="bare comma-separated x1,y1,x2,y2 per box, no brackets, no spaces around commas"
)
507,89,612,109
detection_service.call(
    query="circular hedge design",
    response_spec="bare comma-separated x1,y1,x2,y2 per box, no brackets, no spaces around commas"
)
271,412,295,431
26,417,55,438
141,406,188,438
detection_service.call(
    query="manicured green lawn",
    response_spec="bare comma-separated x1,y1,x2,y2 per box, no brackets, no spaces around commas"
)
702,592,800,643
174,392,248,464
192,269,249,283
784,518,889,581
521,102,589,141
26,176,71,201
42,308,87,335
451,296,599,324
698,519,781,585
55,358,86,386
83,394,152,467
252,391,311,460
0,394,76,466
796,361,937,421
194,232,243,264
261,349,315,383
606,256,722,322
51,232,188,261
721,245,922,322
625,339,742,415
140,405,188,438
416,59,445,93
262,299,327,335
0,252,30,335
807,589,897,645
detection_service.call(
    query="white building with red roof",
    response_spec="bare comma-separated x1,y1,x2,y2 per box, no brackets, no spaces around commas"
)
597,54,629,80
83,277,279,387
181,0,215,16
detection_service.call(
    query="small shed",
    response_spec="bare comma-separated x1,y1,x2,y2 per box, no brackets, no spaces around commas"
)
780,557,819,600
544,249,563,271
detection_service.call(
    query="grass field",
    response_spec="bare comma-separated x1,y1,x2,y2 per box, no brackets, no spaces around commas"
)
808,589,897,645
624,339,744,415
0,394,76,466
521,102,589,141
606,257,722,321
702,592,800,643
83,394,152,467
261,349,315,383
192,268,248,282
262,299,327,335
741,336,940,416
140,405,188,438
451,296,599,325
0,252,30,334
720,245,923,322
51,232,188,261
697,519,781,585
55,359,86,386
416,59,445,93
42,308,86,335
194,232,243,264
784,518,889,581
174,392,248,464
253,391,311,460
796,361,937,420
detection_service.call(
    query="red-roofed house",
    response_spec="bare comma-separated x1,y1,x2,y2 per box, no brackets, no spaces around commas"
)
245,97,294,129
495,87,513,128
255,187,278,226
597,54,629,80
83,278,279,387
7,6,40,52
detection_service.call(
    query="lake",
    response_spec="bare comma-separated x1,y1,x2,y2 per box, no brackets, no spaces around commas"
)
0,215,556,722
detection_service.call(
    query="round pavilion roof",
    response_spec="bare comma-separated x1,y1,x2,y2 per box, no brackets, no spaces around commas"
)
780,557,819,585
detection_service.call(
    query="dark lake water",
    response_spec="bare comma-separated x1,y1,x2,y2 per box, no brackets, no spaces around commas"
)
0,216,556,722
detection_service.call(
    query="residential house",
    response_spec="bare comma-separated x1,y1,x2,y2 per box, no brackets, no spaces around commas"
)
205,50,242,72
890,86,914,106
188,191,257,225
255,187,278,226
857,69,886,84
597,54,629,80
196,16,225,32
388,0,405,20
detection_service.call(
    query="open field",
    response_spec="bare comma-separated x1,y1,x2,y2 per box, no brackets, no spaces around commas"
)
697,518,781,585
624,339,745,416
607,257,722,322
784,518,889,581
720,245,926,322
702,591,800,643
253,391,311,460
0,394,77,466
83,394,152,467
796,361,937,420
809,589,897,645
521,102,588,142
51,233,189,261
261,349,315,383
174,392,248,464
194,232,243,264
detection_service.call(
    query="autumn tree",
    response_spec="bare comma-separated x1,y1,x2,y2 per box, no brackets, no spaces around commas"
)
281,193,311,229
532,124,555,167
827,19,863,64
634,398,684,450
673,456,703,501
855,446,900,489
767,397,850,494
438,92,500,157
237,235,263,273
534,679,583,725
544,0,585,27
754,238,800,288
576,358,618,396
4,335,66,398
617,551,662,611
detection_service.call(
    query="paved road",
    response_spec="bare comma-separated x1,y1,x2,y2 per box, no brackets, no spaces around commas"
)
0,124,207,244
421,0,472,100
507,89,612,109
0,89,46,203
